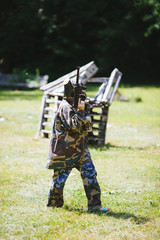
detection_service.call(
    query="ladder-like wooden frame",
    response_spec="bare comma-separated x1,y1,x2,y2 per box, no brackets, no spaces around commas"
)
37,61,122,145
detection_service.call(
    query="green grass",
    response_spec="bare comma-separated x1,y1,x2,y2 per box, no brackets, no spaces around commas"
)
0,86,160,239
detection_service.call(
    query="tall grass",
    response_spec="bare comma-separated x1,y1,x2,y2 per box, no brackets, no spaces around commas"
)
0,86,160,239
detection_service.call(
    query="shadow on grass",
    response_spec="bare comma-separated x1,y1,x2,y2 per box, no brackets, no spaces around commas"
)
63,206,149,224
88,142,149,151
105,211,149,224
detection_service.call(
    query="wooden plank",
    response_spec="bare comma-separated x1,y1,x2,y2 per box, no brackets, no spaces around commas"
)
46,85,64,94
71,64,98,85
102,68,122,104
44,106,56,111
45,99,55,103
51,95,59,121
108,72,122,105
44,114,52,119
48,92,64,97
90,112,103,116
102,68,118,103
42,122,52,127
45,67,97,95
88,77,109,83
37,94,48,136
46,98,61,104
41,129,52,134
93,81,108,103
42,62,98,95
87,101,105,107
41,129,50,138
92,127,104,131
88,136,104,141
98,106,109,145
40,61,97,92
92,119,101,124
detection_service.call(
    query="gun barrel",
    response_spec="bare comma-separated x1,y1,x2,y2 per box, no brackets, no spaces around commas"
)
74,66,80,109
76,66,80,85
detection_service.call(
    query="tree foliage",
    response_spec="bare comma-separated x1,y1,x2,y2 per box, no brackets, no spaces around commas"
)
0,0,159,84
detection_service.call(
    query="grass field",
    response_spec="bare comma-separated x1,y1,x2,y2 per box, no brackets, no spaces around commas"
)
0,85,160,239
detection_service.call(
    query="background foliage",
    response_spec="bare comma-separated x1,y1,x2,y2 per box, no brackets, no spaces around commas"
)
0,0,160,84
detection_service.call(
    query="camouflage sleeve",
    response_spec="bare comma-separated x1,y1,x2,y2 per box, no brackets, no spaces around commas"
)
59,103,88,133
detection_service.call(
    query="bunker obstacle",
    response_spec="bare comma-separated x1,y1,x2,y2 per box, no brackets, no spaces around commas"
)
37,61,122,145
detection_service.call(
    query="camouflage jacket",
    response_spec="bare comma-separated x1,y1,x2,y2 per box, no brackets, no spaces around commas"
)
46,99,90,169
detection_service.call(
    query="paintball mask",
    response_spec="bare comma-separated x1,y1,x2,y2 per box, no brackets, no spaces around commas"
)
64,78,86,101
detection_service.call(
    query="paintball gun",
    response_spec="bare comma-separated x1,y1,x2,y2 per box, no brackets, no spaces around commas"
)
74,66,87,110
73,66,92,132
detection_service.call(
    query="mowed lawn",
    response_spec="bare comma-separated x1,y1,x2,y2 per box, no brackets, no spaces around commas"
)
0,85,160,240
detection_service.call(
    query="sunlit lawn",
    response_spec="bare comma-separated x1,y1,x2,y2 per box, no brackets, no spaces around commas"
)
0,85,160,239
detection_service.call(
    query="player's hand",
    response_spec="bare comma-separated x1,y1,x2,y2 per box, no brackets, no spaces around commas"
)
78,98,85,110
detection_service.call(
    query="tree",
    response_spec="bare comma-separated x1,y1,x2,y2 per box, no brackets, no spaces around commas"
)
0,0,159,84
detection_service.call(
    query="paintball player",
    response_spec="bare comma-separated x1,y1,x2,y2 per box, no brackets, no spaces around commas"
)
46,76,109,212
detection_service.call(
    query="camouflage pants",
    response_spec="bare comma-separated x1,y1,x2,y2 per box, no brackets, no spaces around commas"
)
47,151,102,210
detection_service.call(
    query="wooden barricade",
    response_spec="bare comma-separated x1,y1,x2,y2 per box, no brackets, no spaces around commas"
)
37,61,122,145
37,94,63,138
87,103,109,145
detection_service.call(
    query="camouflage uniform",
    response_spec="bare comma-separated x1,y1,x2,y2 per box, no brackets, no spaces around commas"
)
46,98,102,210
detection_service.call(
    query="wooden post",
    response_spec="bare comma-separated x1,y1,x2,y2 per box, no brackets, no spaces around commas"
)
50,95,59,137
37,94,48,137
98,105,109,145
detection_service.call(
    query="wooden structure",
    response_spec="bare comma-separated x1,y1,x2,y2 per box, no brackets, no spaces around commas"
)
37,61,122,145
0,73,48,88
